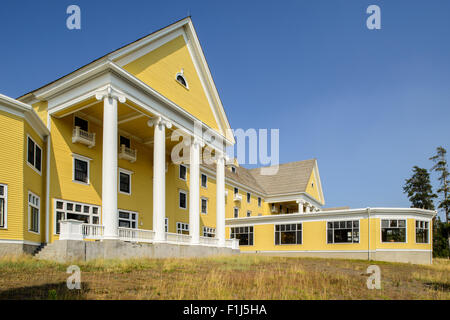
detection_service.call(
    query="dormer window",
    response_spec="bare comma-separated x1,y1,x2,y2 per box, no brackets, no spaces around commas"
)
230,166,236,173
175,69,188,89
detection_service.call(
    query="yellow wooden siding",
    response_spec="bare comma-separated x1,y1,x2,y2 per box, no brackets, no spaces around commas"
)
32,101,48,127
123,35,220,132
305,170,321,203
23,122,46,243
0,111,25,240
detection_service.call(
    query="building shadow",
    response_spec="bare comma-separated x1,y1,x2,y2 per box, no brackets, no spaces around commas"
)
0,282,89,300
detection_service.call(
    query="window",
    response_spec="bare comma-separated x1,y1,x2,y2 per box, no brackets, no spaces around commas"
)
275,224,302,245
179,190,187,209
120,136,131,148
234,207,239,218
247,192,251,203
381,219,406,243
230,166,236,173
27,136,42,173
258,197,262,207
231,226,254,246
416,220,429,244
74,116,88,131
165,218,169,232
201,198,208,214
327,220,359,244
176,222,189,235
201,174,207,188
176,74,188,88
0,184,6,228
73,154,90,184
203,227,215,238
234,187,238,195
118,210,137,229
119,169,131,194
179,165,187,180
247,210,251,217
280,205,283,213
28,192,40,233
54,199,100,234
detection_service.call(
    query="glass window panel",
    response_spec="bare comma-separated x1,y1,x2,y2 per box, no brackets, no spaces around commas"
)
381,220,389,228
398,220,406,228
27,138,35,165
35,146,42,171
390,220,397,227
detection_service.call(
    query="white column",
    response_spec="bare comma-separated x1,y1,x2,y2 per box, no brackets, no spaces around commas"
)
96,87,125,240
148,117,172,242
305,203,311,214
296,200,304,214
189,138,203,244
216,153,226,247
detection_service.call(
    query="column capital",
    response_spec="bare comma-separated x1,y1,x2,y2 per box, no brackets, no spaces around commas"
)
95,86,126,103
296,199,305,205
147,116,172,129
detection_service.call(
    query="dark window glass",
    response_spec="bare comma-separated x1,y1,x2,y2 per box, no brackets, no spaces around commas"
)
120,136,131,148
327,220,359,243
416,220,429,243
201,174,207,187
35,146,42,172
179,192,187,209
177,75,187,87
179,165,187,180
275,224,302,245
120,172,130,194
247,193,251,203
201,199,207,213
27,137,35,166
74,116,88,131
74,159,88,183
231,226,254,246
381,219,406,243
56,211,65,234
258,197,261,207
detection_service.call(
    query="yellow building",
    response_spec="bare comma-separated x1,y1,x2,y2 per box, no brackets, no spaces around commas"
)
0,18,435,263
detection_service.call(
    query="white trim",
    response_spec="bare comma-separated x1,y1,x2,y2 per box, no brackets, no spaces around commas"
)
326,219,360,245
201,173,208,189
72,153,91,185
118,168,132,195
0,184,8,229
380,218,407,244
53,198,101,235
27,191,40,234
118,209,138,229
175,71,189,90
415,219,430,244
274,222,303,246
201,197,208,215
26,134,42,175
179,189,188,210
179,164,187,181
176,221,189,234
245,249,433,253
0,239,42,246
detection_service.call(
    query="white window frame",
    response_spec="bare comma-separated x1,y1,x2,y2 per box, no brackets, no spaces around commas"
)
247,192,251,203
176,222,189,234
274,223,303,245
201,197,208,214
230,226,254,246
118,209,138,229
118,168,133,195
53,199,101,235
28,191,40,234
380,219,407,244
72,153,91,185
234,207,239,218
175,72,189,90
201,173,208,188
203,226,215,237
326,220,360,244
415,219,430,244
0,184,7,229
27,135,42,175
179,164,187,181
179,189,188,210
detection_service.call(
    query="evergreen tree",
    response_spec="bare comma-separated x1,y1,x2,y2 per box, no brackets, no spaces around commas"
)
403,166,436,210
429,147,450,223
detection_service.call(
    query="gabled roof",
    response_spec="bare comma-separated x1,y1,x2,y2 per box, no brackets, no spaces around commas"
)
18,17,234,144
248,159,317,196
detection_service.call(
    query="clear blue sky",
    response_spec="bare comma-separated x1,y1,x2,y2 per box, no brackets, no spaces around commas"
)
1,0,449,215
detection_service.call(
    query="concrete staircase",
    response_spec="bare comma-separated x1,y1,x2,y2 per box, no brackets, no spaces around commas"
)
32,243,47,256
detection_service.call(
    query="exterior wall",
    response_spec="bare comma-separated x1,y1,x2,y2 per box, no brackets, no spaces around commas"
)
232,216,433,264
123,35,220,132
23,121,46,244
305,170,320,203
0,110,25,242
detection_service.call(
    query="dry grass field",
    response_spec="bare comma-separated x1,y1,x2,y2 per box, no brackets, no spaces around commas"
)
0,254,448,300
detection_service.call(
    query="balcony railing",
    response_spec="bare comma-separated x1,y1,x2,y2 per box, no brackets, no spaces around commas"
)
166,232,192,244
234,194,242,202
118,144,137,163
82,224,104,240
118,227,154,243
60,221,239,250
72,126,96,148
